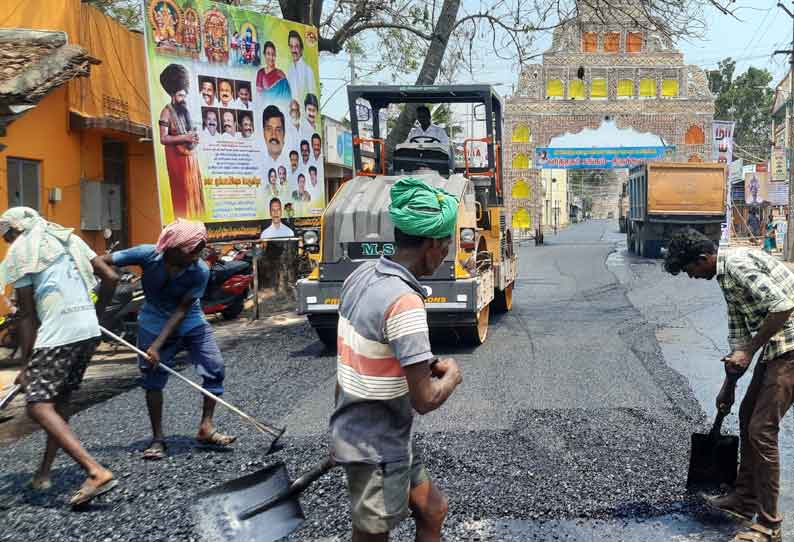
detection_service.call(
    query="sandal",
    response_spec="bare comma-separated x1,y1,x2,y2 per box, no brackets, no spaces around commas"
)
142,439,167,461
69,478,118,508
706,494,755,523
731,523,782,542
28,477,52,491
196,430,236,448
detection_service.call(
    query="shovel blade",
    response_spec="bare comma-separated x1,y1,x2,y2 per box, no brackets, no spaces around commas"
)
687,432,739,488
194,463,305,542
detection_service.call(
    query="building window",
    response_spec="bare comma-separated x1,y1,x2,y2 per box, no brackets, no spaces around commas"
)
639,78,656,98
661,79,679,98
582,32,598,52
604,32,620,53
685,125,705,145
512,208,531,229
512,153,530,169
617,79,634,98
591,78,608,98
546,79,564,98
569,79,585,99
627,32,643,52
512,179,531,199
7,158,40,210
512,124,531,143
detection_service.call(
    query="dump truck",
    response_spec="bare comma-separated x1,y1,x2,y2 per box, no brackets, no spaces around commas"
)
626,162,726,258
296,85,517,348
618,181,628,233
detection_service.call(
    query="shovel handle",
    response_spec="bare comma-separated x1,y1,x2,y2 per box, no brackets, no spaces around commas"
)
710,410,728,439
238,457,336,521
99,326,285,439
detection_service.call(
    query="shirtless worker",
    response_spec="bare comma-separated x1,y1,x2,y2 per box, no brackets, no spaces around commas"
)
331,177,463,541
2,207,119,507
105,219,235,460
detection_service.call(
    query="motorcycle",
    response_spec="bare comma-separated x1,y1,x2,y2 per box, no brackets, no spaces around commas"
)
201,246,254,320
94,241,144,345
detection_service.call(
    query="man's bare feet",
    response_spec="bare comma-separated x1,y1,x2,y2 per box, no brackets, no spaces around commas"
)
29,474,52,491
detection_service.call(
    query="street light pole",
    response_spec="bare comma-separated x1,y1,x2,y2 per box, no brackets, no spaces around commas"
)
774,1,794,260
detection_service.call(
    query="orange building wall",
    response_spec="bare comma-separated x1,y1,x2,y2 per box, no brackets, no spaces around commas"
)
0,0,160,255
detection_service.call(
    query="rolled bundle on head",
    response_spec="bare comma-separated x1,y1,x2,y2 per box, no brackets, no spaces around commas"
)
388,177,459,239
156,219,208,253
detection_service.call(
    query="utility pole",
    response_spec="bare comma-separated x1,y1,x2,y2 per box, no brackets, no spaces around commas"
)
349,51,357,85
774,1,794,260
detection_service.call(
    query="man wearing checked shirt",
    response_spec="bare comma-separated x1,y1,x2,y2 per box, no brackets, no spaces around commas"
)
664,228,794,542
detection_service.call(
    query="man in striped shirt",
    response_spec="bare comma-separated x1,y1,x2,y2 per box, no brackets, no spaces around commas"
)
664,228,794,542
331,178,463,541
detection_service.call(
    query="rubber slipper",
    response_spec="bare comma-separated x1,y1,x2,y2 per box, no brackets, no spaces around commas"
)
731,523,782,542
28,478,52,491
705,495,754,523
142,440,167,461
69,478,118,508
196,430,236,448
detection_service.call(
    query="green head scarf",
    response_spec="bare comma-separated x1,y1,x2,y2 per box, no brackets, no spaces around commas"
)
389,177,459,239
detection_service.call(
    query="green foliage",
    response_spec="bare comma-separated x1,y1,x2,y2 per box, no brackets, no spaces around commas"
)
84,0,142,29
431,104,463,139
708,58,774,155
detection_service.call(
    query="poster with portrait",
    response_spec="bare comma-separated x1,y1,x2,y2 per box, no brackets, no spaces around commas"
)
745,170,769,205
142,0,324,241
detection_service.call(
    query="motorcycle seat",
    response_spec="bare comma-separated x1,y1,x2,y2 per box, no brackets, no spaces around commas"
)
209,260,251,285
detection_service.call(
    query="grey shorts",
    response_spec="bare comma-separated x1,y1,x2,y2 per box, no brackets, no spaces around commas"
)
343,458,430,534
24,338,99,403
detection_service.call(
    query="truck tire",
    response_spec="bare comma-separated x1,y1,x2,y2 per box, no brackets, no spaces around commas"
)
641,240,660,259
459,304,490,346
492,284,514,313
314,327,337,351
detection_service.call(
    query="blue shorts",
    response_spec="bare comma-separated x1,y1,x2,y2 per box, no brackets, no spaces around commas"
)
136,323,225,395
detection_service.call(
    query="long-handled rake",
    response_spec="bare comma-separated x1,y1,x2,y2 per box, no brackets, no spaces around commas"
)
99,326,285,453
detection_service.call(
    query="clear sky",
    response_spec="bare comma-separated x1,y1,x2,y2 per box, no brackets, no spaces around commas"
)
317,1,794,122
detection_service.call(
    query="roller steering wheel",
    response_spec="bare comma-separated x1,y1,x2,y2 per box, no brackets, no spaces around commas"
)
410,135,442,144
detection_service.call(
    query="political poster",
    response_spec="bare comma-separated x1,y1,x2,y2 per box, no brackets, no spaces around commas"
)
142,0,324,241
712,120,734,165
745,170,769,205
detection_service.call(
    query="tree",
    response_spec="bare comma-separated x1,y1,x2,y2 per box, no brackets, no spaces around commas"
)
708,58,774,158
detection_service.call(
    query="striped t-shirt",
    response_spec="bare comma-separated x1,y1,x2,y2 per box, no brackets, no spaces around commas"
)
330,257,434,464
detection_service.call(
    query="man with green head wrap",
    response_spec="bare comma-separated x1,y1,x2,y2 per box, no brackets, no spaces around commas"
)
330,177,463,542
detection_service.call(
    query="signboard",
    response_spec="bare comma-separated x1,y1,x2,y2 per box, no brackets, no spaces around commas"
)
772,147,787,181
769,181,789,206
712,120,734,164
534,146,672,169
142,0,325,240
324,116,353,168
745,170,770,205
729,159,744,183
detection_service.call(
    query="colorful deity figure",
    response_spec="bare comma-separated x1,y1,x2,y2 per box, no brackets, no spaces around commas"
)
203,9,229,64
148,0,182,48
238,24,260,66
183,8,201,56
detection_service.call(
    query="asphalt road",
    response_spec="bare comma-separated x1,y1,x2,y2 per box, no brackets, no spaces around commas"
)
0,220,787,541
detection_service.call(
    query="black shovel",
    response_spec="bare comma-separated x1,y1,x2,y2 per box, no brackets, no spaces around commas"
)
194,456,335,542
686,409,739,488
0,384,21,424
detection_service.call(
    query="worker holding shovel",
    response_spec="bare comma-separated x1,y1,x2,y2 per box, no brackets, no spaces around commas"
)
1,207,120,508
331,178,463,542
105,219,235,460
664,228,794,542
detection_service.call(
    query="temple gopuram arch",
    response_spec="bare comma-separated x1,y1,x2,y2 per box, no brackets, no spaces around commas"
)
505,0,714,228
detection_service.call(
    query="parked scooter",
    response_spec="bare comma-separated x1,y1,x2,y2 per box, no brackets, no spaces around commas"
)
94,239,144,344
202,246,254,320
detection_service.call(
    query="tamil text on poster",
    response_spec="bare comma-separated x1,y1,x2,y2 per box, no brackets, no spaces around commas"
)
142,0,325,240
